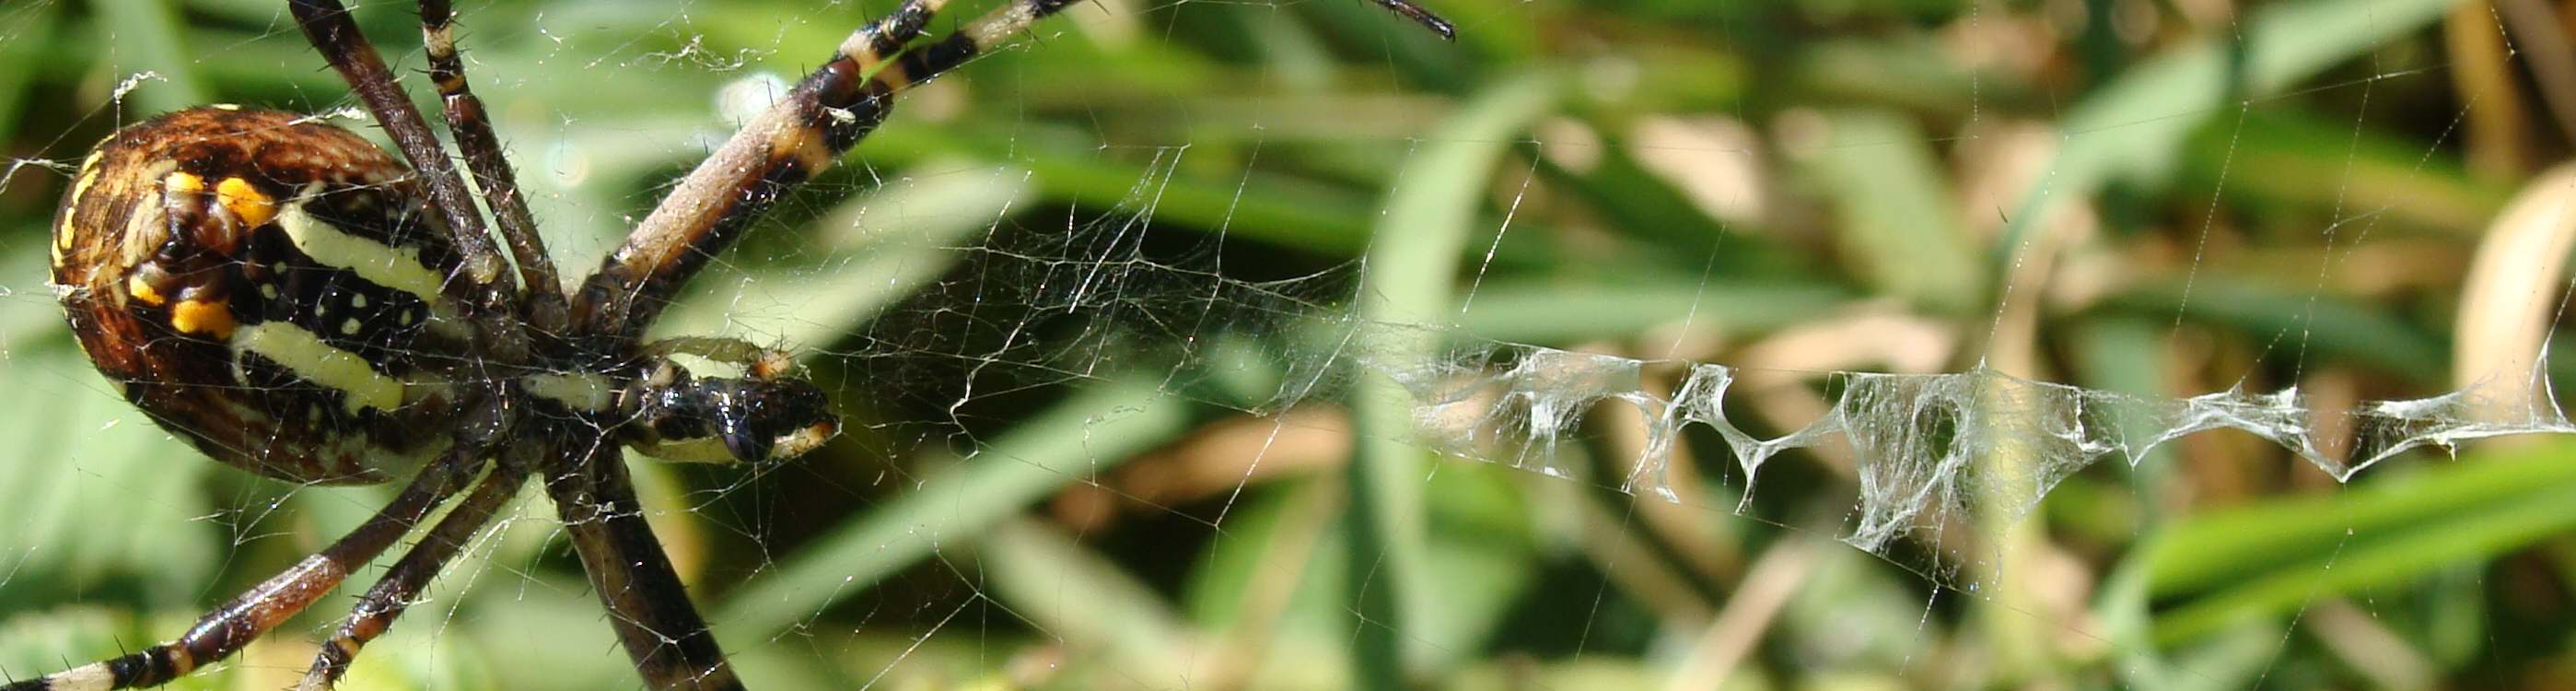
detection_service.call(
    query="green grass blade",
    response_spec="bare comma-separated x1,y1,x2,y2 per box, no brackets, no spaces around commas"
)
2099,279,2449,384
1347,72,1558,683
1998,0,2463,264
2145,439,2576,643
0,2,56,146
1799,110,1985,314
716,377,1186,642
88,0,205,113
979,520,1197,685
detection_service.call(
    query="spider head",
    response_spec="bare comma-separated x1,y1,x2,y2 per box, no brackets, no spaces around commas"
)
619,356,840,463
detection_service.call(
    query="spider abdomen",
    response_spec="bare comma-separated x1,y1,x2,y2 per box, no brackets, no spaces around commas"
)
51,106,472,484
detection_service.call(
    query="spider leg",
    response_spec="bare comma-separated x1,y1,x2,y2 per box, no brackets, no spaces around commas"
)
1370,0,1457,41
294,458,534,690
545,440,741,691
877,0,1086,95
642,336,798,378
286,0,529,357
419,0,568,332
568,0,1456,338
0,448,487,691
567,0,957,340
565,0,1079,338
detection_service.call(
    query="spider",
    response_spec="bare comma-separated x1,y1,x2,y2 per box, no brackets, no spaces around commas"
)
11,0,1455,689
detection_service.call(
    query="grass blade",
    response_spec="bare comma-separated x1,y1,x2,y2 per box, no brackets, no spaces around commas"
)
1346,72,1558,682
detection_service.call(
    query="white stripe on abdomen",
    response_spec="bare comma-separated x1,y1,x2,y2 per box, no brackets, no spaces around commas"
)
233,322,404,415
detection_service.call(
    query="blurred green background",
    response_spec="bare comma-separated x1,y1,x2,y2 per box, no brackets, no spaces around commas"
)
4,0,2576,688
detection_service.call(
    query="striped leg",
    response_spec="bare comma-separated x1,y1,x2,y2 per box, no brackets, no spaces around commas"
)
880,0,1086,94
0,449,485,691
286,0,529,357
544,442,740,691
848,0,954,74
569,0,957,339
419,0,567,331
294,461,532,691
568,0,1456,338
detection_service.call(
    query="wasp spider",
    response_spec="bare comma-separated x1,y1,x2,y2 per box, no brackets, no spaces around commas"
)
13,0,1453,688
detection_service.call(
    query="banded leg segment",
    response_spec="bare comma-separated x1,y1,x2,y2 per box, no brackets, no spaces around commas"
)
545,442,740,691
420,0,567,331
570,0,1455,339
286,0,528,357
880,0,1083,93
295,460,533,691
569,0,960,339
0,449,485,691
845,0,955,76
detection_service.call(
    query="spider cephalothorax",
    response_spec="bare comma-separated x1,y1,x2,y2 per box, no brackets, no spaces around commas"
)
11,0,1450,689
617,357,841,463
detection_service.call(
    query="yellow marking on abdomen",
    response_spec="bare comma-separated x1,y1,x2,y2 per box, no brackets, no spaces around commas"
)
171,298,236,338
216,177,278,228
275,196,448,305
127,274,167,306
166,170,205,194
54,151,105,254
234,322,403,415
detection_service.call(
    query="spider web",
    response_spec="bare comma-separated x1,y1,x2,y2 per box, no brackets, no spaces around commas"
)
0,0,2569,688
